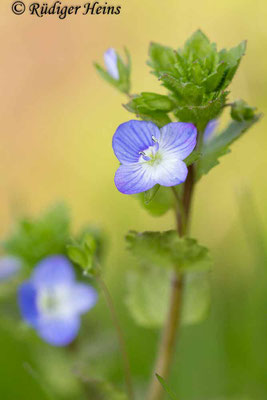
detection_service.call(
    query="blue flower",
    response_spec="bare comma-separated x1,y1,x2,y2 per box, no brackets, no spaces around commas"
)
0,256,21,281
104,48,119,80
18,256,97,347
203,119,218,142
112,120,197,194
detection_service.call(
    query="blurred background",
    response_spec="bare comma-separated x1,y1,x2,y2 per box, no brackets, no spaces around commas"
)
0,0,267,398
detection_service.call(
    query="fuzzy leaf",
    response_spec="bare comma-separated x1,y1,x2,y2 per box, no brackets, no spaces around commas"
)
219,41,246,88
126,92,175,113
174,91,228,130
159,74,204,104
124,102,171,128
126,231,212,272
148,42,178,77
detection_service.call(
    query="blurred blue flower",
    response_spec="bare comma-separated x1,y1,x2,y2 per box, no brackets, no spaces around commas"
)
203,119,218,142
0,256,21,281
104,48,119,80
112,120,197,194
18,256,97,346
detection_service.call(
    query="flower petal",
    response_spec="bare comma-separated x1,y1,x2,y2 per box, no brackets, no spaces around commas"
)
159,122,197,160
114,163,155,194
69,284,98,315
203,119,218,142
112,120,161,164
154,157,188,187
36,316,80,346
31,256,75,289
0,256,21,281
18,282,39,326
104,48,119,80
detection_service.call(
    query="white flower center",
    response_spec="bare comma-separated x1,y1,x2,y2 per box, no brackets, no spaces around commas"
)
37,285,73,318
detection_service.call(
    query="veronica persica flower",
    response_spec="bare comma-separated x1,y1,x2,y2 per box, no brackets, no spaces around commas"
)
18,256,97,346
112,120,197,195
104,48,119,80
0,256,21,281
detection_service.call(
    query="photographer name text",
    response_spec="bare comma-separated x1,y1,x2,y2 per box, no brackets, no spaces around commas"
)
12,1,122,18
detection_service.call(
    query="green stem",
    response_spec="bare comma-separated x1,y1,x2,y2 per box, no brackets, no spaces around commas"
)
96,276,134,400
147,165,195,400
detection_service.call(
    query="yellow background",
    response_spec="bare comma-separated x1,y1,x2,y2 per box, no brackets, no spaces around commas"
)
0,0,266,268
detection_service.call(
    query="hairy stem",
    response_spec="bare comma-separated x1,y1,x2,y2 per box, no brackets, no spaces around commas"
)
97,277,134,400
147,165,195,400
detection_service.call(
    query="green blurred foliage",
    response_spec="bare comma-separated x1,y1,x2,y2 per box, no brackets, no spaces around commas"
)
2,203,70,269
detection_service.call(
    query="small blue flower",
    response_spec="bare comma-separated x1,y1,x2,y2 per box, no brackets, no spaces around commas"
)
104,48,119,80
203,119,218,142
0,256,21,281
18,256,97,347
112,120,197,194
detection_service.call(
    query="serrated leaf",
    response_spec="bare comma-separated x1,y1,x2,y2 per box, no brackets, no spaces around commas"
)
124,102,171,128
126,266,171,327
182,271,211,325
126,231,212,272
137,186,174,216
126,92,174,114
196,113,261,180
202,61,227,92
3,203,70,268
148,42,178,77
174,91,228,130
159,74,204,104
156,374,178,400
219,40,247,88
183,29,215,61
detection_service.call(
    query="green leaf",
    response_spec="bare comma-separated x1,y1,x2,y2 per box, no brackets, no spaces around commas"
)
184,150,202,166
66,245,90,270
219,40,247,88
156,374,178,400
124,103,171,128
183,29,216,62
148,42,178,77
3,203,70,268
182,271,211,325
201,61,227,92
159,74,204,104
126,92,175,113
126,266,171,328
174,91,228,131
137,186,174,216
66,231,101,274
126,231,212,272
196,113,262,180
143,184,160,205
